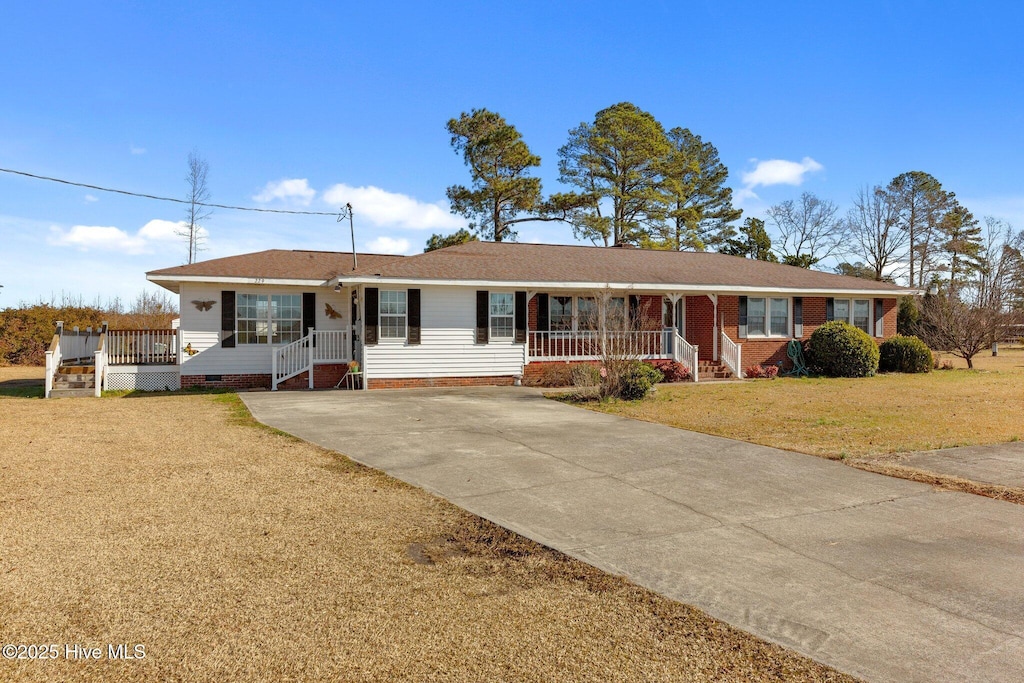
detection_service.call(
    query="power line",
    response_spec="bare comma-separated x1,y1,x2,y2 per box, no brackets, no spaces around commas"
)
0,166,344,217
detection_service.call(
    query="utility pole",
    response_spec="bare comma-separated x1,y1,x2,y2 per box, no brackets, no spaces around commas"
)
338,203,356,270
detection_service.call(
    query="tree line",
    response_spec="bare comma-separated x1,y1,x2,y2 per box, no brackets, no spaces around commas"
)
430,103,1024,365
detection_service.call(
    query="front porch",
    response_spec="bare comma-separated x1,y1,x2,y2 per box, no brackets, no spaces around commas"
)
523,292,743,381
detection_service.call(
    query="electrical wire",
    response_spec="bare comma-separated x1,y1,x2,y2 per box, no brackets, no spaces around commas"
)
0,166,345,217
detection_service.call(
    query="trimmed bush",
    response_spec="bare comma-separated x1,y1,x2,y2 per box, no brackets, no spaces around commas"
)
650,360,691,382
807,321,879,378
745,364,779,379
879,335,933,373
617,361,664,400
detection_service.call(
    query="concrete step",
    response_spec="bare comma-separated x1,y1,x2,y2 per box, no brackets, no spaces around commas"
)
49,387,96,398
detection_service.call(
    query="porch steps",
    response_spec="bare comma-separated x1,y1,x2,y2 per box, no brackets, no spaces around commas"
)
51,364,97,398
697,360,735,381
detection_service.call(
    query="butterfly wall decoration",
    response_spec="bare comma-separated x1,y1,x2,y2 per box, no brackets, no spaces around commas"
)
324,303,343,319
192,300,216,311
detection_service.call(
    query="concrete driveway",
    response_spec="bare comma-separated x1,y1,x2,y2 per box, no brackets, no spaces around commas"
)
241,387,1024,683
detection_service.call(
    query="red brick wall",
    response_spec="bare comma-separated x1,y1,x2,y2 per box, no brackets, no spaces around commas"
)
181,363,350,391
367,375,515,389
685,296,716,360
278,363,350,390
716,295,901,370
181,373,271,390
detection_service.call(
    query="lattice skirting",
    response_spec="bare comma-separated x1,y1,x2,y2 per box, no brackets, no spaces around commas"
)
105,370,181,392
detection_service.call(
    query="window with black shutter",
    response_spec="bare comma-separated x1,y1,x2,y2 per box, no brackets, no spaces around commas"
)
408,289,421,345
221,290,235,348
364,287,379,345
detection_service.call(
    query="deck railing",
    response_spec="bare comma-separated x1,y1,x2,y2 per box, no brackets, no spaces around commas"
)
93,332,107,397
720,329,742,378
107,329,179,365
44,333,62,399
312,328,351,363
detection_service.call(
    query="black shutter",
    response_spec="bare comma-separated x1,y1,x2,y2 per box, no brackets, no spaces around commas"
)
302,292,316,345
514,291,527,344
793,297,803,338
826,297,835,321
537,293,549,331
874,298,884,337
628,295,640,328
364,287,379,345
476,291,489,344
738,296,748,338
408,289,421,345
221,290,235,348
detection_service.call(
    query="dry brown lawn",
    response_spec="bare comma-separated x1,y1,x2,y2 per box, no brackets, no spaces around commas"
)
593,346,1024,461
0,367,854,682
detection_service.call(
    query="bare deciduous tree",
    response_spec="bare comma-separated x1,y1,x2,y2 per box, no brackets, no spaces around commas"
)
178,150,211,264
848,185,906,281
766,192,850,268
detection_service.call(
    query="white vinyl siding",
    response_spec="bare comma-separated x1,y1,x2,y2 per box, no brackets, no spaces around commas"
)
364,286,524,380
177,283,351,377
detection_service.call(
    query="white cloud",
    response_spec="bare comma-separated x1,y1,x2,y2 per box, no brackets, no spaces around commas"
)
742,157,824,189
254,178,316,206
84,194,99,202
366,236,412,255
322,183,463,230
48,219,194,255
130,145,146,155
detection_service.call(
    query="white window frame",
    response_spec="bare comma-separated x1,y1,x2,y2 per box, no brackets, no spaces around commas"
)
746,296,792,339
489,292,515,339
833,298,873,334
236,293,303,345
379,290,407,340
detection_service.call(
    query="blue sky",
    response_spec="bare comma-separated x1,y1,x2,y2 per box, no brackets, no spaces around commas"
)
2,2,1023,305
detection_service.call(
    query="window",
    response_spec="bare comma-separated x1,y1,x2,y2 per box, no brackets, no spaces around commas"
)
271,295,303,343
608,297,626,330
550,296,573,331
237,294,269,344
833,298,871,333
236,293,303,345
577,297,598,330
769,298,789,336
379,290,407,339
747,297,766,336
853,299,871,333
746,297,789,337
489,292,514,339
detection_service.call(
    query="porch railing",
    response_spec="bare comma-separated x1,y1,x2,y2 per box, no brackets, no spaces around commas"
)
720,329,742,378
528,330,670,362
93,332,107,397
44,332,62,399
107,329,180,365
272,327,352,390
672,332,699,383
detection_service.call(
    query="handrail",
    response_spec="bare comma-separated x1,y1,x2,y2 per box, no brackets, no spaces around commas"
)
94,332,107,397
272,327,353,390
720,329,742,379
45,333,61,398
672,332,699,383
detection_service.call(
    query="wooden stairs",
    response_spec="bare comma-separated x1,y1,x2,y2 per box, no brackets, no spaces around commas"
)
697,360,736,381
51,363,97,398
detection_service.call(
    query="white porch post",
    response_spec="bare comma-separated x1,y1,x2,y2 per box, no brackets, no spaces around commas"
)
707,294,719,361
271,348,278,391
308,327,315,389
359,286,368,391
